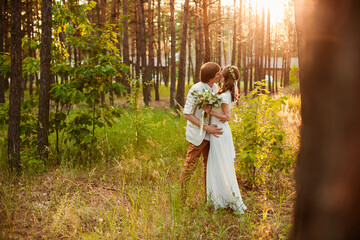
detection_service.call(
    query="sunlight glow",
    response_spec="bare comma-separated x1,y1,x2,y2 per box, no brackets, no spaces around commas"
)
221,0,290,23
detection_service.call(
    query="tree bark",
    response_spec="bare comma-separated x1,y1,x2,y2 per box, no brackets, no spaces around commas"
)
176,0,190,109
109,0,117,104
155,0,161,101
37,0,52,159
146,0,154,105
290,1,360,239
8,0,22,172
3,0,9,92
273,26,278,93
26,0,34,96
0,0,6,103
237,0,242,93
294,0,307,84
123,0,132,81
259,7,265,85
137,0,150,106
162,14,169,87
169,0,176,108
266,8,271,93
194,0,202,83
231,0,236,65
202,0,210,62
248,1,253,92
216,0,221,64
253,6,258,83
187,18,192,85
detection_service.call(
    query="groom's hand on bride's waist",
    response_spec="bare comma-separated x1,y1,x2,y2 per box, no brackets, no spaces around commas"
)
204,124,223,138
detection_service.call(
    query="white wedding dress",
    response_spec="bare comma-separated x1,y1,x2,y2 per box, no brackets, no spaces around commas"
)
206,91,247,214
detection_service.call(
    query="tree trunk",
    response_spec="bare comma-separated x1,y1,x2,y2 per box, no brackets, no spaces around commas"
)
259,7,265,85
273,27,278,93
3,0,9,92
162,14,169,87
146,0,154,105
194,0,202,83
109,0,117,104
137,0,150,106
266,8,271,93
0,0,6,103
254,6,259,83
155,0,161,101
294,0,308,85
8,0,22,172
134,7,140,77
27,0,34,96
175,0,190,109
231,0,236,65
100,0,107,104
202,0,210,62
290,1,360,239
216,0,221,64
284,51,290,87
187,19,192,85
37,0,52,159
248,1,253,92
122,0,131,87
169,0,176,108
100,0,107,25
280,54,285,87
237,0,242,93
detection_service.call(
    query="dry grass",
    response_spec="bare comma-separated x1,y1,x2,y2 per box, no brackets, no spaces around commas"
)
0,92,300,239
0,165,296,239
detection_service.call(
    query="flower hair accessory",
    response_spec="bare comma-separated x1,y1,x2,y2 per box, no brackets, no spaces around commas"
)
228,65,237,81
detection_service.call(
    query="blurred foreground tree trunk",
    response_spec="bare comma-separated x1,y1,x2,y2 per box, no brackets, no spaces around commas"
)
37,0,52,159
290,1,360,239
8,0,22,172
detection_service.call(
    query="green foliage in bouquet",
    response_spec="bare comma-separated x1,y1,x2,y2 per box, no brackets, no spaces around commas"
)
191,89,222,109
231,81,295,189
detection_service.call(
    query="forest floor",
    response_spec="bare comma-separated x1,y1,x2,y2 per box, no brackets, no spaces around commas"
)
0,92,301,239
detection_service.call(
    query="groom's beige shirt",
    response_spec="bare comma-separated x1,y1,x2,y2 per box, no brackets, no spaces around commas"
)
183,82,218,146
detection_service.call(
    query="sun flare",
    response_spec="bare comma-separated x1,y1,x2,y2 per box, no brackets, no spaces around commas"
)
221,0,290,23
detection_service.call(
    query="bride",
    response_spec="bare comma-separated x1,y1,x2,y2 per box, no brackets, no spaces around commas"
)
204,65,247,214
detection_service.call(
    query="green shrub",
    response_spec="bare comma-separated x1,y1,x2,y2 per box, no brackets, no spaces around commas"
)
289,64,299,86
232,81,295,189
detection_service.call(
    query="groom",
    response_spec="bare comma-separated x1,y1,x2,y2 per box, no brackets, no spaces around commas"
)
180,62,223,201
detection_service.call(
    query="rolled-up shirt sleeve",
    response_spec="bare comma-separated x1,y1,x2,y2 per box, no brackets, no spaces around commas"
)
183,89,196,115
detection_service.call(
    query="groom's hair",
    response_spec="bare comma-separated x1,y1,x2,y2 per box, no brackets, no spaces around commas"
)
200,62,221,83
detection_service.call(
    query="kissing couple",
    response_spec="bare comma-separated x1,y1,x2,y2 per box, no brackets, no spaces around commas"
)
180,62,247,214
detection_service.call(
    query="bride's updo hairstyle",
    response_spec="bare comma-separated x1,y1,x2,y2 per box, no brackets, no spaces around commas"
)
200,62,221,83
218,65,240,102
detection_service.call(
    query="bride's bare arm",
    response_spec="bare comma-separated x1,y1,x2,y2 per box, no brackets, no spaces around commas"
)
203,103,231,122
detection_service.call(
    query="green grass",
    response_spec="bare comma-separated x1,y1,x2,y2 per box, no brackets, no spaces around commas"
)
0,89,298,239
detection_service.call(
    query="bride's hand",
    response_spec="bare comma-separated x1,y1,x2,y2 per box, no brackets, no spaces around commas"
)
203,105,212,114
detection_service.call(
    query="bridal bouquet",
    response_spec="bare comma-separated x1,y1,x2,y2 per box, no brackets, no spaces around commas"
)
191,89,222,135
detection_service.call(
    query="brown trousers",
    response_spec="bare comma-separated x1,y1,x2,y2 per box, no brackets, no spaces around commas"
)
180,140,210,201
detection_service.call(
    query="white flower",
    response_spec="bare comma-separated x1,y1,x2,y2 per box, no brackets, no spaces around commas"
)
192,89,222,110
